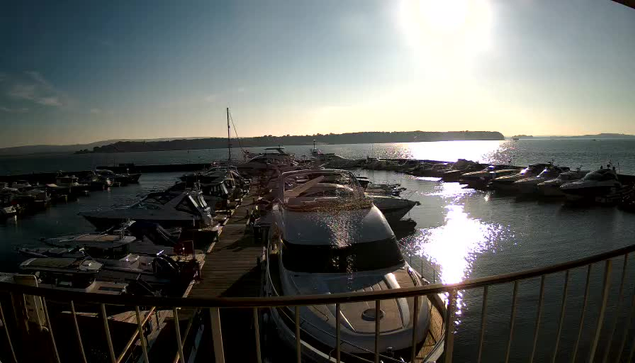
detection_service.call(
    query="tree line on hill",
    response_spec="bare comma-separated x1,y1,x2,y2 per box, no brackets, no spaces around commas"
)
82,131,505,154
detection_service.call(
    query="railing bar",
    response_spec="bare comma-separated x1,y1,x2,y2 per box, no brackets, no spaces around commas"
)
444,290,457,363
100,303,117,363
253,308,262,363
336,303,341,363
602,253,628,363
530,275,546,362
411,295,419,363
504,281,519,363
295,306,301,363
210,307,225,363
477,286,488,363
374,300,381,363
589,260,612,361
70,301,88,363
0,302,18,363
135,307,150,363
552,269,570,363
173,308,185,363
572,264,593,363
42,297,61,363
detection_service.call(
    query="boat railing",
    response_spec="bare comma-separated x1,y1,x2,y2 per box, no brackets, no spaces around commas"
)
1,243,635,362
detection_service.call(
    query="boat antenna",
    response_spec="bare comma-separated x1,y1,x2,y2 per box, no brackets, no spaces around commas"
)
226,107,231,164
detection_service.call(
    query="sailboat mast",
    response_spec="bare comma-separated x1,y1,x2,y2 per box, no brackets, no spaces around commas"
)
227,107,231,164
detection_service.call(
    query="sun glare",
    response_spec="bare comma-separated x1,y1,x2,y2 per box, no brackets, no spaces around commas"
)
399,0,493,72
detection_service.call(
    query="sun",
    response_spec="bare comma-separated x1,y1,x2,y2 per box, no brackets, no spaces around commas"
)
398,0,493,69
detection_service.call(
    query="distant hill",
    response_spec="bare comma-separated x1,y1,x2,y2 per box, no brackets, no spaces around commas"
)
87,131,505,154
0,140,123,157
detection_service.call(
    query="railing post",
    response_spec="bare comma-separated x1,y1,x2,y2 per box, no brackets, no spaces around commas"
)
572,265,593,363
411,295,420,363
477,286,488,363
504,281,519,363
375,300,381,363
253,308,262,363
134,307,150,363
0,302,18,363
602,254,628,363
336,303,341,363
100,303,116,363
173,308,185,363
210,307,225,363
530,275,546,362
444,289,457,363
552,270,570,363
70,301,87,363
42,297,61,363
295,306,301,363
589,260,612,361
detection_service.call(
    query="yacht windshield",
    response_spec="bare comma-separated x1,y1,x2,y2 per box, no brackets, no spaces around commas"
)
281,238,404,273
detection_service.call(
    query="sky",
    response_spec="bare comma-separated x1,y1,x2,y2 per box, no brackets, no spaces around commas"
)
1,0,634,148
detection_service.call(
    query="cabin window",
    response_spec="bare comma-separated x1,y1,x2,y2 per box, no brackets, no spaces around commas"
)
281,238,404,273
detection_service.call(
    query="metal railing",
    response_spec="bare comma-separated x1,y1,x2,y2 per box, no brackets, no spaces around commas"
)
2,243,635,362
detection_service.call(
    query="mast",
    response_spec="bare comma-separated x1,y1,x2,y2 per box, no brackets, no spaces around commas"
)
227,107,231,164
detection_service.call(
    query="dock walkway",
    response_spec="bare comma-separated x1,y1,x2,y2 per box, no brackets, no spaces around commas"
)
189,192,264,299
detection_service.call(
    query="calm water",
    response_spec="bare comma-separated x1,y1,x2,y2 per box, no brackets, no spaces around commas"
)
3,138,635,175
2,139,635,361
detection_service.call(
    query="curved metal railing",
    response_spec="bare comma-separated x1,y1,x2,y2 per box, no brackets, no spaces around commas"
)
1,243,635,363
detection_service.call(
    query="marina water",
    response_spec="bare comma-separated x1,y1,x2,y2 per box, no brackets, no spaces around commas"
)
2,138,635,361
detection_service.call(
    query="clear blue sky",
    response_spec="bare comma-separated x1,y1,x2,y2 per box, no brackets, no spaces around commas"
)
1,0,634,147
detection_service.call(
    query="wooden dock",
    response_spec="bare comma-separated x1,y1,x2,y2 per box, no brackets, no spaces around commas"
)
188,194,264,299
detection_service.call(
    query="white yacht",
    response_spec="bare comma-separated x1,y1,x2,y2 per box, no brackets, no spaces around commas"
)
80,190,214,230
488,163,551,192
459,165,521,189
560,167,624,202
536,169,589,197
370,195,420,223
237,147,298,175
264,169,444,363
513,165,570,195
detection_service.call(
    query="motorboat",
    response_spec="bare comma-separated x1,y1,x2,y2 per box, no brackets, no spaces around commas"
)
370,195,420,223
264,169,444,362
0,190,19,218
536,169,589,197
14,188,50,212
513,165,570,195
560,167,624,202
11,180,33,190
5,257,129,295
80,190,215,230
459,165,521,189
488,164,551,193
79,171,113,190
237,147,298,176
95,169,141,185
47,175,90,197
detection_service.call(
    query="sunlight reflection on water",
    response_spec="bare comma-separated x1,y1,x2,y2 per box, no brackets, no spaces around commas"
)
409,182,515,315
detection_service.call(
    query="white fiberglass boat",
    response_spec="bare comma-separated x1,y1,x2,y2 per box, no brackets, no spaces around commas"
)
264,169,444,363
